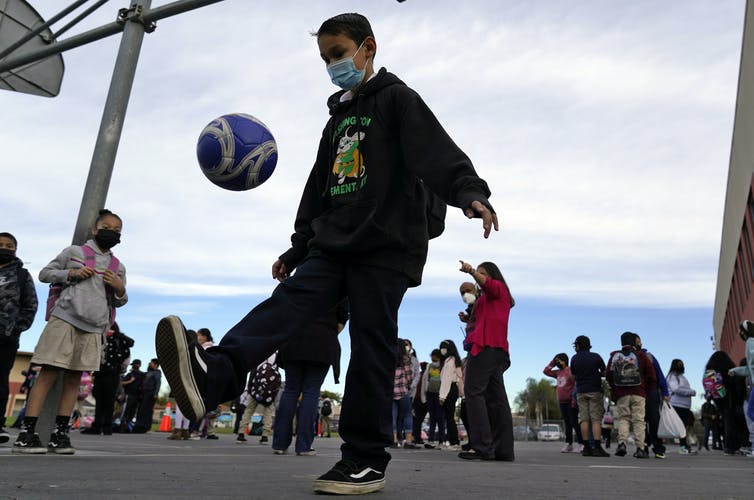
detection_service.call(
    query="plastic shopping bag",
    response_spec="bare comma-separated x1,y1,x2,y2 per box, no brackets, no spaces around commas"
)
658,402,687,439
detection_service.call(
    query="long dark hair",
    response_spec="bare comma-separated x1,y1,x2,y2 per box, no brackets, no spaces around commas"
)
668,358,684,376
395,338,410,367
705,351,734,373
479,261,515,307
439,339,462,366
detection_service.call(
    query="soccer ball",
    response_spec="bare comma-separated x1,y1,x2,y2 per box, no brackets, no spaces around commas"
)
196,113,278,191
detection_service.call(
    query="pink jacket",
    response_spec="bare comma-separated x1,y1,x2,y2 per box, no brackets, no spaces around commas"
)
465,277,512,357
543,363,576,403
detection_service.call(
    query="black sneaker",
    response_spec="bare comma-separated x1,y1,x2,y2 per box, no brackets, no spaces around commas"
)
236,434,247,444
633,448,649,459
260,436,269,444
313,459,385,495
206,434,219,440
615,443,627,457
12,432,47,454
0,427,9,444
591,444,610,457
48,432,75,454
581,445,593,457
155,315,207,421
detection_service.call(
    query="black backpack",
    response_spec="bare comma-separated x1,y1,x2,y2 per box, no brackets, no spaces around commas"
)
321,400,333,416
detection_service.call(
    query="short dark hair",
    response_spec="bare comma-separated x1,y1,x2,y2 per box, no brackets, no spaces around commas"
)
555,353,569,366
0,232,17,247
314,13,374,46
150,358,159,366
96,208,122,226
620,331,637,347
197,328,213,342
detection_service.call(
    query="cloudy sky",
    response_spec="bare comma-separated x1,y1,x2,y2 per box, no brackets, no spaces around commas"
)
1,0,746,408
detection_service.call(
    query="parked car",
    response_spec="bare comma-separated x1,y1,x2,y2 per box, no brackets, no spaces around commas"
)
513,425,537,441
537,423,562,441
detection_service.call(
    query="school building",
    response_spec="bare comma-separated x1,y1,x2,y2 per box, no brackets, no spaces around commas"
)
713,0,754,363
3,350,33,420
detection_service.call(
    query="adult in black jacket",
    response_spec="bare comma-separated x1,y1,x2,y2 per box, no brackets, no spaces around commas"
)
273,299,348,455
156,12,497,494
0,232,38,442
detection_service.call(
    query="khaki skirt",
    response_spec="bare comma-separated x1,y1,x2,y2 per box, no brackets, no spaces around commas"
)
31,317,102,372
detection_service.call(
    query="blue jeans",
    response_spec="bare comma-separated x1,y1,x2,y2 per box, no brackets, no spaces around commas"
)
273,360,328,453
392,395,412,438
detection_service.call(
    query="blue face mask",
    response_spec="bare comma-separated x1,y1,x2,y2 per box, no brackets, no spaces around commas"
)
327,41,367,90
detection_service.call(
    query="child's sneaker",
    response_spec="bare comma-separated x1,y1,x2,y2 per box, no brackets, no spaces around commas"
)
614,442,627,457
260,436,269,444
560,443,573,453
591,443,610,457
12,432,47,454
633,448,649,459
0,427,9,444
155,315,207,421
47,432,75,454
314,459,385,495
574,443,584,454
236,433,247,444
297,449,317,456
678,447,697,455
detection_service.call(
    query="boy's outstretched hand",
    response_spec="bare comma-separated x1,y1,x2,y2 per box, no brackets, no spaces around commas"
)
464,200,499,239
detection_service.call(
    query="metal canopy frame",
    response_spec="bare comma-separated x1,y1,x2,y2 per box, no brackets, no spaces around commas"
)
1,0,225,244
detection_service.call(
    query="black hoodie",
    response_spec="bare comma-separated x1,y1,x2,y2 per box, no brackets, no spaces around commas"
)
0,258,38,344
279,68,493,286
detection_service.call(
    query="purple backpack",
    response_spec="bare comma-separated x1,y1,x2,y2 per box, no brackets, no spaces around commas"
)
45,245,120,325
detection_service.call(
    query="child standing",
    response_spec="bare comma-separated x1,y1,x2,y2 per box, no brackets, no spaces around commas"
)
13,209,127,454
543,353,580,453
155,12,496,495
422,349,445,448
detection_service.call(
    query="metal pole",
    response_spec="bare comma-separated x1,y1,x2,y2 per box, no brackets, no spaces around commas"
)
0,20,124,73
0,0,89,60
0,0,228,73
53,0,112,39
142,0,225,23
71,0,152,244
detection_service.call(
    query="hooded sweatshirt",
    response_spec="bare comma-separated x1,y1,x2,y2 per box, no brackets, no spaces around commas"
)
39,240,127,333
0,258,38,343
279,68,493,286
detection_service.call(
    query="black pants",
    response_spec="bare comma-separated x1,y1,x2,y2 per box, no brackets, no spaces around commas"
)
644,388,665,453
442,383,460,445
464,347,514,459
121,394,141,430
92,371,119,432
134,393,156,432
233,406,246,434
559,402,579,445
0,340,18,428
412,400,427,443
209,251,409,472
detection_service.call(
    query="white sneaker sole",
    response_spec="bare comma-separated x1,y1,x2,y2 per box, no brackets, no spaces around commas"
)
313,478,385,495
155,316,206,421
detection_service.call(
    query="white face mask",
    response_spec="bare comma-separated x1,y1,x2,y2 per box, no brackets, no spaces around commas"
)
405,346,411,353
462,292,476,305
440,348,448,356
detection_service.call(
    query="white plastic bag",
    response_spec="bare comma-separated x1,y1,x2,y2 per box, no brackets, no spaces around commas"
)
658,402,687,439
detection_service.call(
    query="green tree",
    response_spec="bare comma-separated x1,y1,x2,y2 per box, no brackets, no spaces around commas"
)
514,377,561,421
320,390,342,404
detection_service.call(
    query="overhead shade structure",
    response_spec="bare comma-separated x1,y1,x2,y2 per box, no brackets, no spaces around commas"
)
0,0,64,97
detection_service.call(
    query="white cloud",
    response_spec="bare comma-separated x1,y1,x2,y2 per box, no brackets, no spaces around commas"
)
1,0,744,309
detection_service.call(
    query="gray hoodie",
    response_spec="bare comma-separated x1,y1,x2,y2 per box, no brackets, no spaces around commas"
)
39,239,127,333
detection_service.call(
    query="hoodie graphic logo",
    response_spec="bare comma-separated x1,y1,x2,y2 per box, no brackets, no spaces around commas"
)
333,129,366,184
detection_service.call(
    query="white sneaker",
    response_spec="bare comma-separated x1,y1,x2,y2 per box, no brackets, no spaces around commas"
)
574,444,584,453
561,444,573,453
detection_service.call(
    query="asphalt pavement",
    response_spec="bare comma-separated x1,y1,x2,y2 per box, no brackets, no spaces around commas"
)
0,430,751,499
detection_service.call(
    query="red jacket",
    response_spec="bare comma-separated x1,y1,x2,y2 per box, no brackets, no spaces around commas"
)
466,277,512,357
606,346,657,400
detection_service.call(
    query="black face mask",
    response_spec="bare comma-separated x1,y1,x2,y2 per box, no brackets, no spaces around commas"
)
95,229,121,249
0,248,15,265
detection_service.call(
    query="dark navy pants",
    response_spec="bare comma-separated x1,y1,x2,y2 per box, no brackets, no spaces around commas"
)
208,251,409,471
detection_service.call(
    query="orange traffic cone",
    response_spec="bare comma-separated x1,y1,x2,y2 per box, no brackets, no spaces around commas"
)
159,402,172,432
